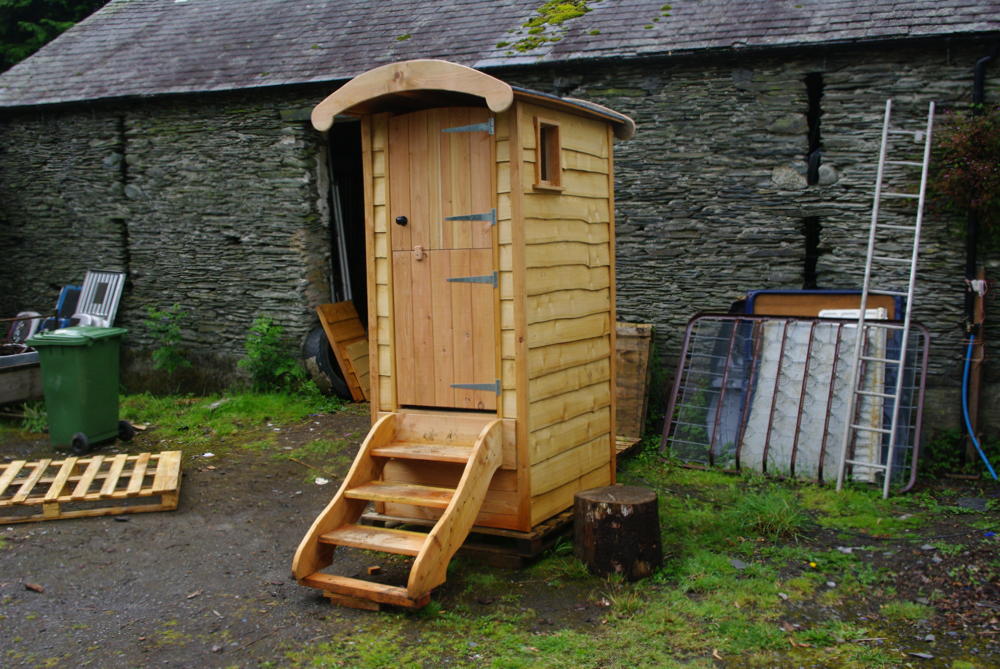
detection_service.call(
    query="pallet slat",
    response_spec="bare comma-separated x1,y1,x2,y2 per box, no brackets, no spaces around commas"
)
44,457,78,501
100,454,129,497
0,460,26,498
12,459,50,503
70,456,104,498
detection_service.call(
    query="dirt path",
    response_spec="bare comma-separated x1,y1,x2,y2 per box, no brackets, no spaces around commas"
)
1,412,378,668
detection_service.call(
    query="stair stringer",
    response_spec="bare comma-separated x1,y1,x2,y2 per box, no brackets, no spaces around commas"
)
292,413,396,580
406,418,503,599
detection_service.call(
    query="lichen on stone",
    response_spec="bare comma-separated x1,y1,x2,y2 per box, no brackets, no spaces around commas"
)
505,0,600,54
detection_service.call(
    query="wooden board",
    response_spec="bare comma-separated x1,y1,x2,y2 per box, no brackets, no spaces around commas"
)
0,452,182,524
615,322,653,444
316,302,371,401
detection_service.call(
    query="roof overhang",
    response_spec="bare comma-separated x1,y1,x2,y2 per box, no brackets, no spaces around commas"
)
311,59,635,140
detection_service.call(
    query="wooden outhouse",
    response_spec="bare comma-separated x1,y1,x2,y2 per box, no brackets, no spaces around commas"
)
293,60,635,609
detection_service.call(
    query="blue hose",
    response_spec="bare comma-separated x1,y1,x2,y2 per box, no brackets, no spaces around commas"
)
962,334,999,481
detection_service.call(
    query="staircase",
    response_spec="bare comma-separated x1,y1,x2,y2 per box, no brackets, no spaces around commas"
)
292,412,502,609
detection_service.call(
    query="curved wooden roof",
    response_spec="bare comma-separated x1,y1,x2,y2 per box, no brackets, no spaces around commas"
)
311,59,635,140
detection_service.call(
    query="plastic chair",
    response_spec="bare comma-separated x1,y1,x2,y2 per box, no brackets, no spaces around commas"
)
72,270,125,328
39,285,81,331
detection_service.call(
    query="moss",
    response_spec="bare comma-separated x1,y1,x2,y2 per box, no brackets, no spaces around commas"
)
507,0,599,53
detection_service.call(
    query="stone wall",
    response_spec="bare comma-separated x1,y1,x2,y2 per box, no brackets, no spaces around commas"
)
1,37,998,433
500,37,1000,432
0,89,335,387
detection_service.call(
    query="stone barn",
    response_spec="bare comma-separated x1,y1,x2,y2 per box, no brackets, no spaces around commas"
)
0,0,998,435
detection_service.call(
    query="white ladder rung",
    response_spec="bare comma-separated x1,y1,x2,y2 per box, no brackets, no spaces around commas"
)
878,224,916,231
857,389,895,399
851,423,892,434
869,288,908,297
888,129,922,137
885,160,923,167
882,192,919,199
860,354,901,365
845,459,889,471
863,322,905,330
872,255,911,264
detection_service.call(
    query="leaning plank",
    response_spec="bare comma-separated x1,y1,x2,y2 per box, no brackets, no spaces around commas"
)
316,302,371,401
0,451,182,524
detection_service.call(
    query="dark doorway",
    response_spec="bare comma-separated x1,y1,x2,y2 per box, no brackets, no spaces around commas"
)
327,121,368,329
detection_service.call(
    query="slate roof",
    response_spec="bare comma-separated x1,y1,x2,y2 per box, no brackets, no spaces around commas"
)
1,0,997,108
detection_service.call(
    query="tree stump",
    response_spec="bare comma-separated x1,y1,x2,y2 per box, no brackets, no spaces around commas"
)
573,485,662,581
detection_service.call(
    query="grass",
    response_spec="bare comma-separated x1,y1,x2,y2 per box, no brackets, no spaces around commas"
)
119,391,344,454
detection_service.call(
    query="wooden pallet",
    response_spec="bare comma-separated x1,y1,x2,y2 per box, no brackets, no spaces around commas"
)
0,451,182,524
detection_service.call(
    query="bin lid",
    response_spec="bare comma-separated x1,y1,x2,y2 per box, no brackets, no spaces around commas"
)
27,325,128,347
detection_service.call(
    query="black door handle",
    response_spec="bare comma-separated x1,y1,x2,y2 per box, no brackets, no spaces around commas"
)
395,216,408,226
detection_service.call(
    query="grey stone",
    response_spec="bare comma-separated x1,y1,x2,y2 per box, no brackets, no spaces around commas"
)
771,165,807,189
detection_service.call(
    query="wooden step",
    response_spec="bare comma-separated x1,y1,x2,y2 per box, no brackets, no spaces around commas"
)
392,412,494,446
300,572,430,609
345,481,453,508
319,523,427,556
371,441,473,463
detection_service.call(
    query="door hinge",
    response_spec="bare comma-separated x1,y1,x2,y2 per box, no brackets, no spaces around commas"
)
451,379,501,395
445,209,496,227
442,118,494,135
446,271,498,288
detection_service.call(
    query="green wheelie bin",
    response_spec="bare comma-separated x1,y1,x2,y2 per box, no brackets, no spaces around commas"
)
26,326,132,454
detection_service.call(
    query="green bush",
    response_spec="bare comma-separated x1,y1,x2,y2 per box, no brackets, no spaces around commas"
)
238,316,310,393
143,303,191,374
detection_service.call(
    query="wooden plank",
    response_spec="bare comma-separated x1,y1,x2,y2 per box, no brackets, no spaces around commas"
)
11,459,50,504
529,358,611,403
529,381,612,432
530,463,611,526
99,454,129,498
151,451,182,493
372,441,472,463
615,322,653,443
345,481,454,508
524,219,610,245
471,248,498,411
320,523,427,556
0,460,26,498
525,266,610,297
527,313,611,349
522,193,611,221
388,113,412,251
364,114,385,419
300,572,428,609
43,457,78,502
124,452,152,496
524,241,610,269
528,335,610,379
530,406,612,464
527,288,610,324
450,249,476,408
605,123,619,485
430,251,456,406
71,455,103,498
531,434,611,497
316,302,369,402
344,339,371,398
392,251,416,404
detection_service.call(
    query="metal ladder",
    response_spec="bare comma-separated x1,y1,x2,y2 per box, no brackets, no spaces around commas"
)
836,99,935,498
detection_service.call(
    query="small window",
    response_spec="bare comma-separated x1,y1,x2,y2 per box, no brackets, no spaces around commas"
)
534,117,563,191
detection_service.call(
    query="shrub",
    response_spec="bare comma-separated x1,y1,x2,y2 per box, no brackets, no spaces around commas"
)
238,316,309,393
143,303,191,374
929,105,1000,249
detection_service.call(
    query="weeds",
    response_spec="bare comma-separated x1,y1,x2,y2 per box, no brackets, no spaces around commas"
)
143,304,191,374
238,316,311,394
19,402,46,433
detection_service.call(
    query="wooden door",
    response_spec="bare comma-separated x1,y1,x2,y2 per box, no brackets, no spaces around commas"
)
390,107,496,410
